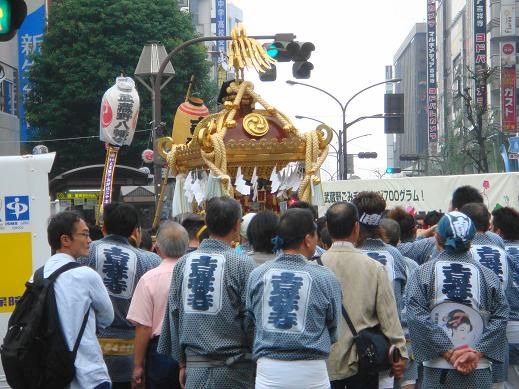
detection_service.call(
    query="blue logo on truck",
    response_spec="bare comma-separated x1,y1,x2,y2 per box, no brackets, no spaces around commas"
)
5,196,30,221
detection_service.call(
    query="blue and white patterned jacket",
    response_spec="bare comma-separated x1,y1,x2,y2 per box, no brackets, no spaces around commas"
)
246,253,342,361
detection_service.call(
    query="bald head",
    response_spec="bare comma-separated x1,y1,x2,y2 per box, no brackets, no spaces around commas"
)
156,221,189,258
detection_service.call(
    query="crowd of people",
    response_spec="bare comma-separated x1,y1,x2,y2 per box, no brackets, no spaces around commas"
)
28,184,519,389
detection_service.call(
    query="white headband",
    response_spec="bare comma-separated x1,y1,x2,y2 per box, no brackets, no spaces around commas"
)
359,212,382,227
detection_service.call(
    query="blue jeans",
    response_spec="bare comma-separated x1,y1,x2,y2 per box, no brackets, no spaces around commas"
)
146,337,181,389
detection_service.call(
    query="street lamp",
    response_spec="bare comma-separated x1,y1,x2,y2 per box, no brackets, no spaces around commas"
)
134,41,175,203
287,78,401,180
295,114,373,175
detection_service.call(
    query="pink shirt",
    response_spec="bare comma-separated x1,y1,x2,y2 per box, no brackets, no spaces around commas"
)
127,259,177,337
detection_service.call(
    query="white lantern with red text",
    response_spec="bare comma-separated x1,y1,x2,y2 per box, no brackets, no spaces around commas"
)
100,77,140,146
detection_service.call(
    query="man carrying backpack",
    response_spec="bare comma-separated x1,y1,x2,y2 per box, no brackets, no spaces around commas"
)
1,211,114,389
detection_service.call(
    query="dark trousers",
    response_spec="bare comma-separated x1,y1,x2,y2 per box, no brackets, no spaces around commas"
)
330,372,378,389
111,383,130,389
94,382,112,389
145,336,181,389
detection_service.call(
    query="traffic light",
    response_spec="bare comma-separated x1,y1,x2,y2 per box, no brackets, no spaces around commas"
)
262,38,315,79
357,152,378,159
0,0,27,42
386,167,402,174
262,41,292,62
289,41,314,79
384,93,404,134
259,65,277,82
399,154,420,161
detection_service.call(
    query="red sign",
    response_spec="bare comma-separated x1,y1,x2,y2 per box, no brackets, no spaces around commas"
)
502,66,516,133
101,99,113,128
503,43,514,55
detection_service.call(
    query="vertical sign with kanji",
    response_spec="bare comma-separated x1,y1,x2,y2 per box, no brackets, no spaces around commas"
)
426,0,437,143
473,0,487,109
215,0,226,61
501,42,516,133
17,3,45,142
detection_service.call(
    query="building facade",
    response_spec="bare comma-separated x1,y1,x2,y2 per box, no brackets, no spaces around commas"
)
435,0,519,173
188,0,243,84
389,23,428,170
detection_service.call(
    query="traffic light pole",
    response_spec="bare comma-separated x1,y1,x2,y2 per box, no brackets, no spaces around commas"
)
287,79,401,180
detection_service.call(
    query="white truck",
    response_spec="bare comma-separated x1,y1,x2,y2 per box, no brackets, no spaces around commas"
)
321,172,519,212
0,153,55,388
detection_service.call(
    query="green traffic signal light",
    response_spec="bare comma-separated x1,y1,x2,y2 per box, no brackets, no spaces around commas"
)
265,43,279,58
386,167,402,174
0,0,27,42
0,0,12,34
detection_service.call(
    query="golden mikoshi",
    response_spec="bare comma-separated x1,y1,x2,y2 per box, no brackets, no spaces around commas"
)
157,24,332,209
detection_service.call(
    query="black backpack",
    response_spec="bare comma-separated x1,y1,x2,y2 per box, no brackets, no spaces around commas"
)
1,262,89,389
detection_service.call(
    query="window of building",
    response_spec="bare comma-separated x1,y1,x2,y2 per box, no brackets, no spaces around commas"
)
0,79,14,115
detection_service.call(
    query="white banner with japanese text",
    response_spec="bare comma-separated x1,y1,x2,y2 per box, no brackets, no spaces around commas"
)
321,173,519,213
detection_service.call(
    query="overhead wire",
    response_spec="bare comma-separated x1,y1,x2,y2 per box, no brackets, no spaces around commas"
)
0,128,152,143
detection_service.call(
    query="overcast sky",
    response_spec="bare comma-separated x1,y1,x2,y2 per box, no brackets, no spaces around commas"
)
230,0,425,179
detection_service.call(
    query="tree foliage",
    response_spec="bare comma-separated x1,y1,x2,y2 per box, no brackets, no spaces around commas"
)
26,0,217,175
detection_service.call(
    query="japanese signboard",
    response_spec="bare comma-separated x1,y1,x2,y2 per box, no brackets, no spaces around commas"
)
103,146,119,206
321,172,519,213
100,77,140,146
473,0,487,109
215,0,227,56
501,0,516,36
426,0,438,143
17,3,45,142
56,192,98,200
501,42,516,133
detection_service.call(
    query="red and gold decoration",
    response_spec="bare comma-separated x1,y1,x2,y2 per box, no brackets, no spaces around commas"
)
155,24,332,221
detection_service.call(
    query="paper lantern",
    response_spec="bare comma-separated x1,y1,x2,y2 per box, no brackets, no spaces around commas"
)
100,77,140,146
172,97,209,145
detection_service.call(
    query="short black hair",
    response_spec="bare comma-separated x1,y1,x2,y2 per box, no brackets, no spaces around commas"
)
451,185,483,210
277,208,317,250
288,200,318,220
380,218,401,246
48,211,82,252
424,210,444,226
139,229,153,251
460,202,490,232
319,227,332,249
386,207,415,242
181,213,206,240
325,202,359,239
492,207,519,240
205,196,242,237
247,211,279,253
103,203,140,237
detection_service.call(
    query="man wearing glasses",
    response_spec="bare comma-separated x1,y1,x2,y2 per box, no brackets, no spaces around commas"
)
44,211,114,389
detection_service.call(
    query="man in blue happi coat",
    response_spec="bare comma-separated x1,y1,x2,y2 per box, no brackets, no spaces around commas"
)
158,196,256,389
80,203,161,389
406,211,509,389
246,208,342,389
490,206,519,389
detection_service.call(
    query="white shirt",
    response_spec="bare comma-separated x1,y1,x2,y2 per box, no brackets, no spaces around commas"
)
41,253,114,389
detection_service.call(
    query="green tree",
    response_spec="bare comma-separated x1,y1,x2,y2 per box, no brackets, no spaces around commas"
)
26,0,217,174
